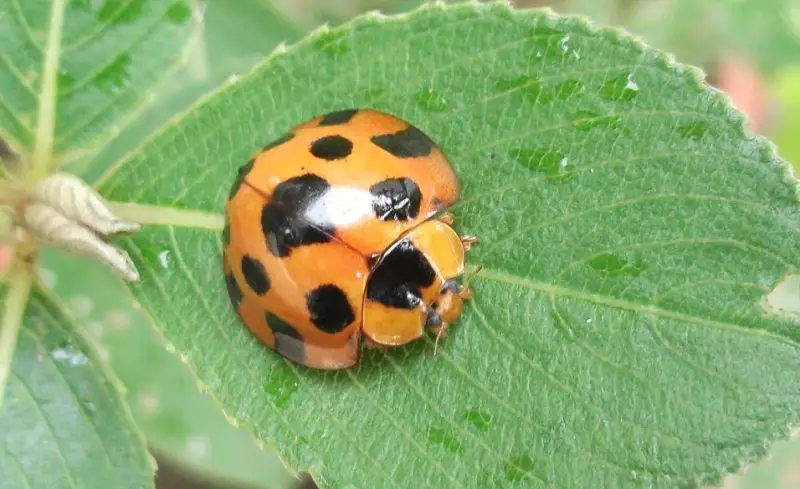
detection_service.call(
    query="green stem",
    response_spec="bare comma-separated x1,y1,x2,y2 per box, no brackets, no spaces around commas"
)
108,201,225,231
29,0,66,183
0,265,34,409
0,180,26,207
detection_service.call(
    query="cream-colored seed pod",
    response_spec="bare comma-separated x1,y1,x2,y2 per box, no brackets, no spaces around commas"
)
33,172,140,236
22,202,139,281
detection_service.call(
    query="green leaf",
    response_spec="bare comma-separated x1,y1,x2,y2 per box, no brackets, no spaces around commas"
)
0,0,195,162
0,285,153,489
96,3,800,489
35,0,301,485
41,249,296,489
77,0,302,181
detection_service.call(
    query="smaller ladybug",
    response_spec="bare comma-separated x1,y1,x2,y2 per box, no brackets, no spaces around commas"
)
222,108,477,369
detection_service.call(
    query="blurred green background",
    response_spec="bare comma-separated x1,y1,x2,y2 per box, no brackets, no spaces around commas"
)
53,1,800,488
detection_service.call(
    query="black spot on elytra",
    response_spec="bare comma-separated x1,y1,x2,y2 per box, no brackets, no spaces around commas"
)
366,239,436,309
261,174,334,257
266,312,302,338
228,159,254,199
266,312,306,364
263,133,294,152
369,177,422,221
306,284,355,334
224,273,242,309
371,126,434,158
241,255,270,295
310,135,353,160
319,109,358,126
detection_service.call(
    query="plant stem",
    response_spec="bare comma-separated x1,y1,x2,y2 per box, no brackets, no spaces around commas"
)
0,262,33,409
108,201,225,231
29,0,66,183
0,180,27,207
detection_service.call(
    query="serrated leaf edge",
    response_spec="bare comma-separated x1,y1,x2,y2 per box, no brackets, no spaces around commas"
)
92,0,799,205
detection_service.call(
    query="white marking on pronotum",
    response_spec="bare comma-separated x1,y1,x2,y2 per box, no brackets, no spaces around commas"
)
33,172,140,236
22,202,139,281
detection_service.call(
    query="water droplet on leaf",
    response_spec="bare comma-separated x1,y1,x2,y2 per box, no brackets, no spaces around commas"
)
97,0,147,24
510,147,571,181
599,72,639,101
158,250,171,269
50,344,89,366
555,79,584,100
81,400,96,416
464,409,492,431
166,2,191,23
95,53,131,94
496,76,552,104
426,426,463,454
571,110,622,131
58,69,75,90
265,366,299,409
414,88,447,112
504,454,535,482
677,121,708,140
314,30,349,56
589,253,647,277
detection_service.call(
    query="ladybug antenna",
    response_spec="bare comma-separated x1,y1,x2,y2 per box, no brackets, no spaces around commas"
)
462,265,483,290
433,323,447,356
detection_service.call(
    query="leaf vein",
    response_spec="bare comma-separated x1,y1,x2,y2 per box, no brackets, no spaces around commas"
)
8,335,79,489
9,0,43,53
27,296,131,489
0,446,34,489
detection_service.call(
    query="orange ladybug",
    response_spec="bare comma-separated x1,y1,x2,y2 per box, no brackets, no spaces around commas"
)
222,109,476,369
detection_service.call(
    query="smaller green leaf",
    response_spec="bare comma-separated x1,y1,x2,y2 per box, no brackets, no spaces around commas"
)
0,285,154,489
0,0,196,158
81,0,301,181
41,249,295,489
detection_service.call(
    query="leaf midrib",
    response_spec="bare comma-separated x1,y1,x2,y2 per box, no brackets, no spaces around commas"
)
30,0,66,179
109,202,799,348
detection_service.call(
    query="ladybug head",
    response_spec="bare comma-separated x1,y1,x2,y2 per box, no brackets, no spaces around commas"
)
425,279,464,330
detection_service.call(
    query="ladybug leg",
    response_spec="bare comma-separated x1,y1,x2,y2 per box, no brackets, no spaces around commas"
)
458,265,483,299
461,234,479,251
438,212,455,225
432,323,449,356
